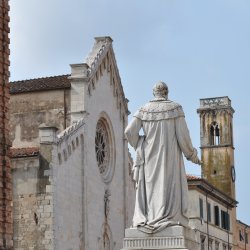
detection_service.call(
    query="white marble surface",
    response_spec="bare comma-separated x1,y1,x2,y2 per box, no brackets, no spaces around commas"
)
125,82,201,233
121,225,199,250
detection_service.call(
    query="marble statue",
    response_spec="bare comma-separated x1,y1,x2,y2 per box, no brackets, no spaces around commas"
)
125,81,201,234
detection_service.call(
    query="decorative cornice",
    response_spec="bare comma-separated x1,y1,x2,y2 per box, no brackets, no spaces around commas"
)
86,37,112,78
200,144,234,149
108,46,130,115
200,96,231,107
197,107,235,115
84,37,129,116
197,96,235,114
57,118,85,144
188,178,238,208
236,220,250,228
69,37,130,118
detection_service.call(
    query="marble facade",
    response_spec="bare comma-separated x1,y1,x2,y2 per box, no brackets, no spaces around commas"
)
10,37,135,250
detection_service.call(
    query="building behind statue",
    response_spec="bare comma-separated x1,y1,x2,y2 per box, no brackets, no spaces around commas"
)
10,37,135,250
9,37,250,250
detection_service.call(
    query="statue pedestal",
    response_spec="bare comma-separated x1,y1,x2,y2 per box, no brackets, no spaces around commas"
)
121,225,199,250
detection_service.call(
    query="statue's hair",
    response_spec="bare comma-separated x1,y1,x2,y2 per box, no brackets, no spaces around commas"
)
153,81,169,97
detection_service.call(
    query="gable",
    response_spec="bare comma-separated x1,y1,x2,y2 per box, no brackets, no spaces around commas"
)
70,37,129,123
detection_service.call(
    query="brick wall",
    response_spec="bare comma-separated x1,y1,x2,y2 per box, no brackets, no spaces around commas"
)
0,0,12,249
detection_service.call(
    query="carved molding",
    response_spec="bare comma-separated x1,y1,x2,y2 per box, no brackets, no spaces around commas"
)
84,37,130,120
57,118,84,144
86,37,112,79
98,189,113,250
104,189,111,221
123,236,186,249
56,119,84,164
200,96,231,108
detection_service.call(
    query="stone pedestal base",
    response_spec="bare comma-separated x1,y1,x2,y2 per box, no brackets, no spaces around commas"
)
121,225,199,250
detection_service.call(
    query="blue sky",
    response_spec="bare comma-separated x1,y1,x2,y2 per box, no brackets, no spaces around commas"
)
9,0,250,224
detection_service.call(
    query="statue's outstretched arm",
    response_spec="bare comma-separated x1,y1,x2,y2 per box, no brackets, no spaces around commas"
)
124,117,142,149
175,116,201,165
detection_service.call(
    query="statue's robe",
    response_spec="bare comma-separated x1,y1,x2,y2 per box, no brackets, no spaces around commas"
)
125,99,198,233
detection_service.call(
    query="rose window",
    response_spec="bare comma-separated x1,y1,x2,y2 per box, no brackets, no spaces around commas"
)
95,120,110,174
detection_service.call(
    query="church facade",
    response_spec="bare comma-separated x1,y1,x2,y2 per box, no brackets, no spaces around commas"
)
10,37,135,250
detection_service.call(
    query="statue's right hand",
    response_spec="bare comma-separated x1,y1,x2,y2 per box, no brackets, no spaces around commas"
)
193,156,202,165
133,166,139,183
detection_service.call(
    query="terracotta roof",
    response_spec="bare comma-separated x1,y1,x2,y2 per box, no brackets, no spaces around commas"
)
186,174,201,180
9,147,39,158
10,74,71,94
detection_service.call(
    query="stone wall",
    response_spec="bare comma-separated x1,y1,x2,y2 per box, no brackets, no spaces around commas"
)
0,0,12,248
202,146,235,198
10,89,70,148
11,151,54,250
13,193,53,250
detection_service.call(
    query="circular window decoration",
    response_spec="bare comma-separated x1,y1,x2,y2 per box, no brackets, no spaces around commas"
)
95,115,115,183
95,120,110,174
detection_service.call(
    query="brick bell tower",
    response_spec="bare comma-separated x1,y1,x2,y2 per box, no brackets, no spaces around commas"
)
197,96,236,199
0,0,13,249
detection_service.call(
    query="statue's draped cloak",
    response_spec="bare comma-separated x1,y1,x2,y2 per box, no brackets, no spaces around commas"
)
125,100,198,233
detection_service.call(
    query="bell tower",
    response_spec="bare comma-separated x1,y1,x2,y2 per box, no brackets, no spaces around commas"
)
197,96,236,199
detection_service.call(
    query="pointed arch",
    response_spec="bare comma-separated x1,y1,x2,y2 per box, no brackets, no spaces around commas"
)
210,121,220,145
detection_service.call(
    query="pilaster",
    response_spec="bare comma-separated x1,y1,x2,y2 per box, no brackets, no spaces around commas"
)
69,63,89,123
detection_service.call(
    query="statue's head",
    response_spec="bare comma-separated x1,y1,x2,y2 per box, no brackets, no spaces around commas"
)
153,81,168,99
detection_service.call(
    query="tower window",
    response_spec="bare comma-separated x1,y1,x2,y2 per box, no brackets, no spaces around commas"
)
210,122,220,145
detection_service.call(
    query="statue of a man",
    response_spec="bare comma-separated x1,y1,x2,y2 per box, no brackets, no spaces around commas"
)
125,81,201,233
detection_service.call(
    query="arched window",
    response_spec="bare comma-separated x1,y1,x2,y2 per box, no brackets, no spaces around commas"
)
210,122,220,145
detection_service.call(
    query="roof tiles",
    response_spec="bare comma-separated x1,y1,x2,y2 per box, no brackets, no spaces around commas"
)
10,74,71,94
10,147,39,158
